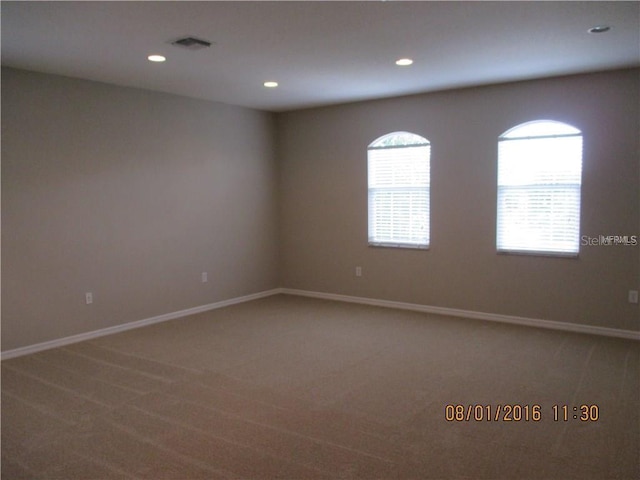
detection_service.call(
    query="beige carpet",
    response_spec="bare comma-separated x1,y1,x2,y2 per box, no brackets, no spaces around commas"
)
2,294,639,479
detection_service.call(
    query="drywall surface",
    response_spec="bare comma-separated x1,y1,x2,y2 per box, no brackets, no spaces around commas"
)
278,69,640,331
2,68,279,351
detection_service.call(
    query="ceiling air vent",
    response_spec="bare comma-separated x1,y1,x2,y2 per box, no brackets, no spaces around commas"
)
171,36,212,51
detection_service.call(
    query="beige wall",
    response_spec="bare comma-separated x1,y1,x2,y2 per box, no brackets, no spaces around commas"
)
277,69,640,331
2,68,279,351
3,68,638,352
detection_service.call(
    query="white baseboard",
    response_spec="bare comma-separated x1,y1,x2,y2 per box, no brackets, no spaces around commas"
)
1,289,282,360
4,287,637,360
280,288,640,341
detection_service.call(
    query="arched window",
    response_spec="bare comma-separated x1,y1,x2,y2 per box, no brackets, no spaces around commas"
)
368,132,430,249
497,120,583,256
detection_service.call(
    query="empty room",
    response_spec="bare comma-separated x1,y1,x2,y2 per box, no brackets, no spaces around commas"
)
2,2,639,479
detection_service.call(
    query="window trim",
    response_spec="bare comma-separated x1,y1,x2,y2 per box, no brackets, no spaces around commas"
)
496,120,583,258
367,131,431,250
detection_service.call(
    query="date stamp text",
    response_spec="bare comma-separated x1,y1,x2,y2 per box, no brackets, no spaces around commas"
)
444,404,599,422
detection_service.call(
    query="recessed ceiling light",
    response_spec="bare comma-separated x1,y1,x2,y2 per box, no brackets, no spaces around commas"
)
148,55,166,62
588,25,611,34
395,58,414,66
264,81,278,88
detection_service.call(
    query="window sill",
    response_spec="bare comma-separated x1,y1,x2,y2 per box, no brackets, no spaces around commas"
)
368,242,429,251
497,249,578,259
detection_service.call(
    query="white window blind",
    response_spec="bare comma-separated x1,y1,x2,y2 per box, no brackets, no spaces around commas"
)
497,121,583,256
368,132,430,248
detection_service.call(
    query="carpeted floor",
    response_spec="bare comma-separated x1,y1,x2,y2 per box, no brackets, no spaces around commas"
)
2,294,639,479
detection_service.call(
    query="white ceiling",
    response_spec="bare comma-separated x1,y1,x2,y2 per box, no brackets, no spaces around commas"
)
2,1,639,112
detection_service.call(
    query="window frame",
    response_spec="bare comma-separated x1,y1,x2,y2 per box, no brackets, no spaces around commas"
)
496,120,583,258
367,131,431,250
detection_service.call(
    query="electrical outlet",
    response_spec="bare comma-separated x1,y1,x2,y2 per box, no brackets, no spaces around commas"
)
629,290,638,304
201,272,208,283
85,292,93,305
355,266,362,277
